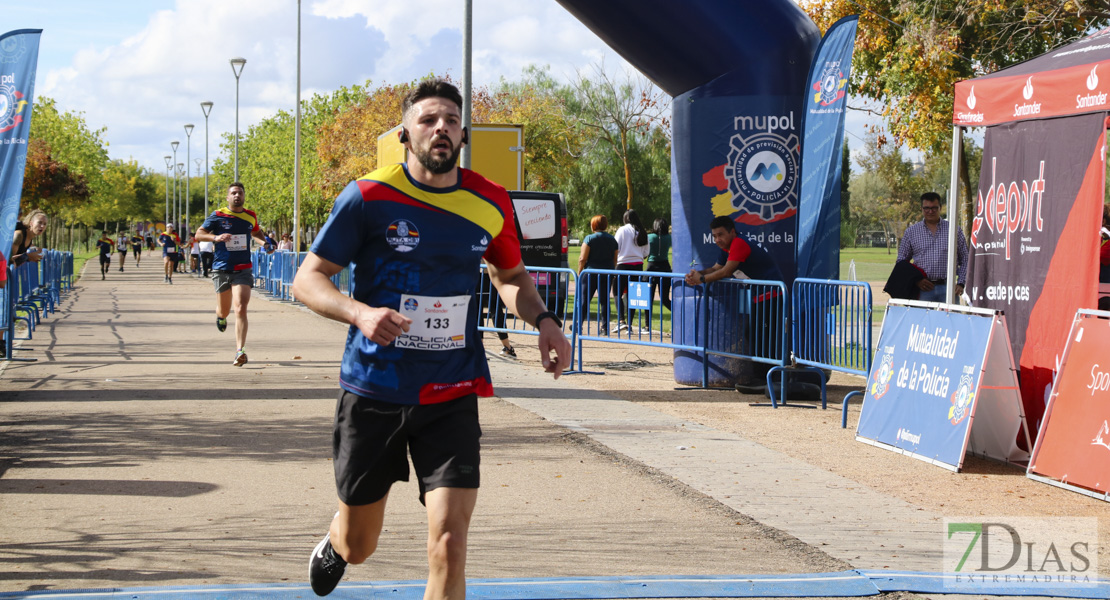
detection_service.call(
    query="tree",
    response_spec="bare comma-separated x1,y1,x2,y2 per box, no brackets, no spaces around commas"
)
25,97,110,225
853,133,924,252
476,66,588,192
839,138,855,248
565,64,670,210
799,1,1110,230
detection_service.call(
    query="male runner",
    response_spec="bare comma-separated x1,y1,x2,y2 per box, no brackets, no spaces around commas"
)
159,225,181,284
292,78,571,598
95,231,113,280
116,231,129,272
194,182,273,367
131,231,144,266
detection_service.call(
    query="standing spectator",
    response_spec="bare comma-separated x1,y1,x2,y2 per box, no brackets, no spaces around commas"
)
190,235,201,273
685,216,785,359
895,192,968,303
278,233,294,251
95,231,113,280
199,238,215,278
612,209,648,332
647,218,672,314
11,209,47,266
577,215,618,329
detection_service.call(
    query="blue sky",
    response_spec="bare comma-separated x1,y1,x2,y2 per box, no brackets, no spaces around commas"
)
5,0,888,176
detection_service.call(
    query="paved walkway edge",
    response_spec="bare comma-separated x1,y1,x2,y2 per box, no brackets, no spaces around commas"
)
2,571,1107,600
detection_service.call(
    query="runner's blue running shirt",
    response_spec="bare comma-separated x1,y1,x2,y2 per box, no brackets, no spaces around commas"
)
158,232,179,256
202,207,260,271
311,163,522,405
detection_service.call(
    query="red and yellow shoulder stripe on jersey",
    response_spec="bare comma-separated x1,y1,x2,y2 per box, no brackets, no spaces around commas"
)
214,207,260,232
354,164,520,269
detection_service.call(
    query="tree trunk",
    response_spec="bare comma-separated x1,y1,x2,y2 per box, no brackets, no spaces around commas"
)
621,128,633,210
960,139,974,242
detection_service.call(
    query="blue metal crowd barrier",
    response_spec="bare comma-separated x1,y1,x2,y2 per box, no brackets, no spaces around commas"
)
575,269,694,364
700,278,790,394
253,250,350,302
215,252,878,416
477,264,577,370
3,249,73,361
766,278,873,426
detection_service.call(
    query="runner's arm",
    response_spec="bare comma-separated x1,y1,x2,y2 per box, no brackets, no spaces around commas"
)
194,227,229,244
291,252,411,346
486,260,571,378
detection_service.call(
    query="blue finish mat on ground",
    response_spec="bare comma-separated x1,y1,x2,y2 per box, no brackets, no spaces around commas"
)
1,572,1108,600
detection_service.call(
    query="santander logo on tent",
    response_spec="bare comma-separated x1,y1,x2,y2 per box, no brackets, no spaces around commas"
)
1014,76,1041,117
956,86,984,123
1078,64,1107,108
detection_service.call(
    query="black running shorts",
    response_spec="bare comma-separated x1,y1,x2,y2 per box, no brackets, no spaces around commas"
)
333,390,481,506
99,254,110,265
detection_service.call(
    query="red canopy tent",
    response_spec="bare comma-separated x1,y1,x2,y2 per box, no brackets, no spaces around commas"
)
949,30,1109,450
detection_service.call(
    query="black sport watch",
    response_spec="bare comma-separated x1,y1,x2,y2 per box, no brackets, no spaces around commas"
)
534,310,562,329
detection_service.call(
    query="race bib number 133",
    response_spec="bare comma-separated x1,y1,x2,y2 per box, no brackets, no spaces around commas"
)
396,293,470,351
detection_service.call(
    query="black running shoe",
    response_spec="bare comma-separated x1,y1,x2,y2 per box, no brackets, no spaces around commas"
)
216,317,227,332
309,533,347,596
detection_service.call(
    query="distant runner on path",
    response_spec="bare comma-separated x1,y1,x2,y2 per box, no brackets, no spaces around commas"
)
159,225,181,284
195,182,273,367
130,231,144,266
115,231,129,272
95,231,113,280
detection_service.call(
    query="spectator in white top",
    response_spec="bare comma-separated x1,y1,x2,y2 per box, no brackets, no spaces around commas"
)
612,209,649,332
199,239,215,278
278,233,294,251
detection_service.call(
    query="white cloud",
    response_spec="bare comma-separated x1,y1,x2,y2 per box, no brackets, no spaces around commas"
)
32,0,631,172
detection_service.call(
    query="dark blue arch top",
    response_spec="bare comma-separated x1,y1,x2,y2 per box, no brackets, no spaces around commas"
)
554,0,820,97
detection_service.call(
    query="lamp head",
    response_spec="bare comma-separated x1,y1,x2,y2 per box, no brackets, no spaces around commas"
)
164,155,172,168
230,57,247,78
200,101,213,117
184,124,194,136
171,140,179,152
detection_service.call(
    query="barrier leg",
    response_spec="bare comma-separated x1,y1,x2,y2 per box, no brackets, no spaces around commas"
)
841,390,864,429
763,365,826,409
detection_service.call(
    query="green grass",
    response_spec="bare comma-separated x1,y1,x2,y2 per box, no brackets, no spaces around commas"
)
839,247,898,282
72,250,97,280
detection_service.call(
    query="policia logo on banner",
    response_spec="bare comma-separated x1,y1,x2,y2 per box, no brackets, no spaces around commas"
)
723,129,799,223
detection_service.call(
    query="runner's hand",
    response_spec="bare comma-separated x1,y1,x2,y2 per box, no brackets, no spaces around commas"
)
537,319,571,379
355,306,412,347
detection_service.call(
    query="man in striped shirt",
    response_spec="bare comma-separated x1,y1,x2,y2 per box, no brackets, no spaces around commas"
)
896,192,968,303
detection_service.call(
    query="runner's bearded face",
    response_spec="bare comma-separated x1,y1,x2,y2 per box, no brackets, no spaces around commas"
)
227,186,245,211
407,98,464,175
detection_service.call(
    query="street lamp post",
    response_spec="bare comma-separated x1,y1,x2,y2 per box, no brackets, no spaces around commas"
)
200,101,213,218
230,57,247,181
164,155,172,226
184,124,194,236
171,141,179,231
177,163,185,232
